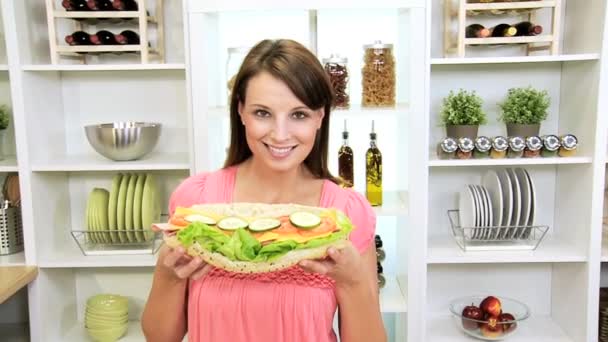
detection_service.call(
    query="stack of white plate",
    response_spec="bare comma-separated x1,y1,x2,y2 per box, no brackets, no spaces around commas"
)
85,173,161,244
85,294,128,342
458,168,536,241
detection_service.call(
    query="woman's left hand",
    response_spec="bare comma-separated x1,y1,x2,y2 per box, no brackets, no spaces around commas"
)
298,241,366,289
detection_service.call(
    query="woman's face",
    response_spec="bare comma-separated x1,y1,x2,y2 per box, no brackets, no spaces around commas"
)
238,71,324,173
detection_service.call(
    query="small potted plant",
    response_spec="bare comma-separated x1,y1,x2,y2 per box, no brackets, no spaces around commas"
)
0,105,10,161
440,89,487,139
498,86,550,137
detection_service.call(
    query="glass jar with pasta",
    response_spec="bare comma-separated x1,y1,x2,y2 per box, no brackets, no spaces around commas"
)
361,40,396,107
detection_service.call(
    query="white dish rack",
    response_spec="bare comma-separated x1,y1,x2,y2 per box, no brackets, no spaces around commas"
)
448,209,549,251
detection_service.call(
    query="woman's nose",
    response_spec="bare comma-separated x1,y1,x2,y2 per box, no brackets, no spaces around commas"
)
270,117,290,141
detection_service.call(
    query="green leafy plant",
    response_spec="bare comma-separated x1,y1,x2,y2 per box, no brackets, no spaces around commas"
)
440,89,487,126
0,105,9,130
498,87,550,125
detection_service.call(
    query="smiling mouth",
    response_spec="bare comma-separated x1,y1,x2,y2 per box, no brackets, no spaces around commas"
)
264,143,296,158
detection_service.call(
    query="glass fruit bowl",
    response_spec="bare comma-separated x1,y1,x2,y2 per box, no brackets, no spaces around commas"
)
449,295,530,341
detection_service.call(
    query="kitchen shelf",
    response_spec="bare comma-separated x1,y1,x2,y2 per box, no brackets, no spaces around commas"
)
39,247,159,268
370,191,408,217
31,152,190,172
427,235,586,264
0,251,25,266
64,321,145,342
426,314,572,342
0,65,8,71
0,323,30,342
465,0,556,11
380,275,408,313
0,155,19,172
52,10,157,23
431,53,600,65
56,45,159,54
22,64,186,71
465,35,555,46
428,156,592,167
188,0,426,12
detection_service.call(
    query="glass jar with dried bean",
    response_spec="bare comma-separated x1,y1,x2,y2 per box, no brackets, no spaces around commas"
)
323,54,350,109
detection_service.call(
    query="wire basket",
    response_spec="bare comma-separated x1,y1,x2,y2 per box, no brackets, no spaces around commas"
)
71,230,162,256
0,205,23,256
448,210,549,251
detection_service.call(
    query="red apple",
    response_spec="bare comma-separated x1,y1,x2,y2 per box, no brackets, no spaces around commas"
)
480,296,502,317
499,312,517,332
461,303,484,330
480,315,502,338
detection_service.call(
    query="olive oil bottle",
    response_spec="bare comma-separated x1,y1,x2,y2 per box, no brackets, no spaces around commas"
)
366,120,382,206
338,120,354,188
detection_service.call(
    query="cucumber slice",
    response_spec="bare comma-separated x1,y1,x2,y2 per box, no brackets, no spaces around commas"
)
184,214,216,225
217,216,248,230
249,218,281,232
289,211,321,230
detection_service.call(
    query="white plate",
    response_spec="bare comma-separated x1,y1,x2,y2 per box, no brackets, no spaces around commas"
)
514,168,531,238
475,185,489,239
482,170,503,229
480,185,494,240
523,168,536,236
496,169,513,239
459,186,476,238
470,185,484,239
506,168,521,240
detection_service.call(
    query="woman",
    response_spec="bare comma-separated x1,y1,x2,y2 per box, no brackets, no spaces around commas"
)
142,39,386,342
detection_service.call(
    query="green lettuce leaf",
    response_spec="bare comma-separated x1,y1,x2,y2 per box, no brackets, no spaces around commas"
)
174,209,356,262
177,222,229,247
254,240,299,262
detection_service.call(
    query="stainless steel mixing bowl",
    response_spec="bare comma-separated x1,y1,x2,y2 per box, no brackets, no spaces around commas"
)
84,122,162,161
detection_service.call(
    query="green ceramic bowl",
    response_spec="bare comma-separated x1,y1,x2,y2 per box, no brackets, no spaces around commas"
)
87,294,128,310
85,311,128,322
86,324,128,342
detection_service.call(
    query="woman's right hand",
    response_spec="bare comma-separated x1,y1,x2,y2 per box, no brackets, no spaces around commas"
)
160,245,212,281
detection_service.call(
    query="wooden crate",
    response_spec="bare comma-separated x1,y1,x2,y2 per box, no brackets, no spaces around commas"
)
443,0,561,57
45,0,165,64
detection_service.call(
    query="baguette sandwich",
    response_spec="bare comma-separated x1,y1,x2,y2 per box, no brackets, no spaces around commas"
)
156,203,354,274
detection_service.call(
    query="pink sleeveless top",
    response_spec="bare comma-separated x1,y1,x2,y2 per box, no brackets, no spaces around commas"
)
168,166,376,342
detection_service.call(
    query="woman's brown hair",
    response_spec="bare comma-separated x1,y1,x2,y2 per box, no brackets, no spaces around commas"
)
224,39,340,184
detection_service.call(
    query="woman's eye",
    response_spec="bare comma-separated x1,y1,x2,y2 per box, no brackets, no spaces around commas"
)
254,110,270,118
292,111,308,120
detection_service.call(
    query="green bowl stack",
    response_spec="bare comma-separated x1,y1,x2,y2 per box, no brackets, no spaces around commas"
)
85,294,129,342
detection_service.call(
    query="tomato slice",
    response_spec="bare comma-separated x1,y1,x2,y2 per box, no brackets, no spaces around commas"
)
273,217,299,234
297,217,337,237
169,216,190,227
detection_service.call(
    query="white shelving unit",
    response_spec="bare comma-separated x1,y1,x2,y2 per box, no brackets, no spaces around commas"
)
415,1,608,341
4,0,608,341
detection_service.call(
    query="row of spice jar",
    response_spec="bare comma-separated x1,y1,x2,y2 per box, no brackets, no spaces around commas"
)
436,134,578,160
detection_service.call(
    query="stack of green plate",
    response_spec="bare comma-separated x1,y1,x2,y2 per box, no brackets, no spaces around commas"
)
85,294,128,342
85,173,160,244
